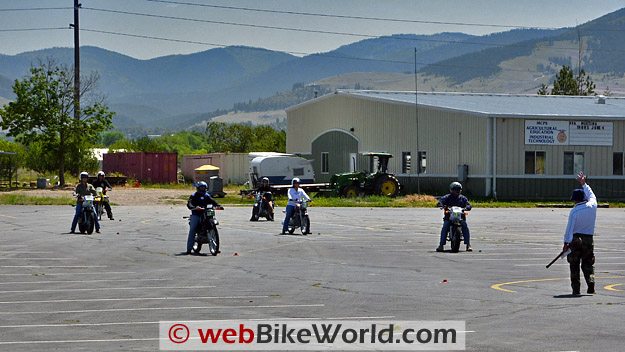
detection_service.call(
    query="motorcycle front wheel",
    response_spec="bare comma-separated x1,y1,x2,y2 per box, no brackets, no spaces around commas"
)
450,227,461,253
86,212,95,234
208,228,220,256
301,215,309,235
192,242,202,253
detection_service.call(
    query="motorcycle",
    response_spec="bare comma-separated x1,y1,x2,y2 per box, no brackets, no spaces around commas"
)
442,206,468,253
77,194,96,234
287,200,310,235
250,191,274,221
93,187,109,221
187,205,223,256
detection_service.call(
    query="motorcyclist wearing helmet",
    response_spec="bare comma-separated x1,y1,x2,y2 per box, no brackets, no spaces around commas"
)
251,177,274,221
436,181,472,252
281,177,311,235
70,172,101,234
185,181,222,255
91,171,114,220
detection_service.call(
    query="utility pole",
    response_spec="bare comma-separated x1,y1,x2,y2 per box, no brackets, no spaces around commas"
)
69,0,81,177
71,0,81,120
414,48,421,194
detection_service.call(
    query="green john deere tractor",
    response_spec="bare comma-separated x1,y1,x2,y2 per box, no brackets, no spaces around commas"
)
329,152,401,197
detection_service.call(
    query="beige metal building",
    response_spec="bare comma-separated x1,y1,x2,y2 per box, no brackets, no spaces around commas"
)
286,91,625,200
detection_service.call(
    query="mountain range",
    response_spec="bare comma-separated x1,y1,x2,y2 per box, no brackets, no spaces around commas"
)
1,7,624,132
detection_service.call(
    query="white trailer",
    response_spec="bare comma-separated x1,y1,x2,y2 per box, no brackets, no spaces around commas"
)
249,155,314,186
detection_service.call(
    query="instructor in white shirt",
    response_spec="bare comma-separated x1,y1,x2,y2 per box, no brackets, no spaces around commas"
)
562,171,597,295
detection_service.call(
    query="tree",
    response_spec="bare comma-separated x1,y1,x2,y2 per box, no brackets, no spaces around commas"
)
537,65,595,96
205,122,285,153
0,61,114,186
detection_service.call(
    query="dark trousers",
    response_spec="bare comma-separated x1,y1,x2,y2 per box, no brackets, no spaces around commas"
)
567,234,595,293
103,201,113,218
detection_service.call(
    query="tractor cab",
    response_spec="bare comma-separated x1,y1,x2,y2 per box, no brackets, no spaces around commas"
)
364,152,393,174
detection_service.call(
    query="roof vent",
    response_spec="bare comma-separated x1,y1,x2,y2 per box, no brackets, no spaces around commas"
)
597,95,606,104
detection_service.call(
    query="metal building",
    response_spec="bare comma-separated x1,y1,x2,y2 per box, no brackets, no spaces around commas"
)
286,91,625,200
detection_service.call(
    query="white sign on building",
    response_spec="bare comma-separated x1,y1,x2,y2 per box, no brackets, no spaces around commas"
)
568,121,613,146
525,120,613,146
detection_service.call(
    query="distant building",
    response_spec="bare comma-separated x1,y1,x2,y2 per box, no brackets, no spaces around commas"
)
286,91,625,200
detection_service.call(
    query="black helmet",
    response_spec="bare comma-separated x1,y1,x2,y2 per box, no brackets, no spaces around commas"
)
196,181,207,190
571,189,585,202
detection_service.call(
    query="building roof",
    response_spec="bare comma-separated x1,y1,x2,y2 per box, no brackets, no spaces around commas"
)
289,90,625,119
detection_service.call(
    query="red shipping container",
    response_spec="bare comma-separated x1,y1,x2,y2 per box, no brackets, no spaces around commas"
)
103,152,178,184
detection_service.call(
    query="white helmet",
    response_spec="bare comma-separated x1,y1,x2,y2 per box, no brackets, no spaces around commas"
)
291,177,301,185
449,182,462,191
97,171,105,177
79,171,89,179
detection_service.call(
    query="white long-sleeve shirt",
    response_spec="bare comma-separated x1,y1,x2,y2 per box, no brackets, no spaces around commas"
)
563,184,597,243
287,187,311,206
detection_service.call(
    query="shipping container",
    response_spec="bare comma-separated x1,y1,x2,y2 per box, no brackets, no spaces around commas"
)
103,152,178,184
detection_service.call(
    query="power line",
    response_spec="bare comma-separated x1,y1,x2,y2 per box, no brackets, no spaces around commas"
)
0,7,71,12
0,27,68,32
82,7,620,54
142,0,555,30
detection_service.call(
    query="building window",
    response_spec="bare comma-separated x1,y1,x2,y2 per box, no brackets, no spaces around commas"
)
321,152,329,174
401,152,411,173
563,152,574,175
564,152,585,175
417,151,427,174
525,151,545,174
574,153,584,174
613,152,623,175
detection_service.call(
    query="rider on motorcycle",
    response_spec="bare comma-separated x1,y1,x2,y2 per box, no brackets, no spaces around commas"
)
91,171,114,220
70,172,100,234
186,181,222,255
251,177,274,221
436,181,472,252
281,177,311,235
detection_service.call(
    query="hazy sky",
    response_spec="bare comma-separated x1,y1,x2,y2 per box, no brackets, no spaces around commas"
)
2,0,624,59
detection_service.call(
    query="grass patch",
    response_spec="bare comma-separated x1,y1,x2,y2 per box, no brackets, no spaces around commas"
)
0,194,74,205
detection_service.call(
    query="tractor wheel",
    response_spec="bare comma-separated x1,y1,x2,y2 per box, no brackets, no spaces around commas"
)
375,175,399,197
341,185,360,198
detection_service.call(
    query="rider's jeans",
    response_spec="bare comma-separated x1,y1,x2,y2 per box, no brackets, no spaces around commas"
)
70,203,100,232
440,219,470,246
187,214,202,252
282,205,295,233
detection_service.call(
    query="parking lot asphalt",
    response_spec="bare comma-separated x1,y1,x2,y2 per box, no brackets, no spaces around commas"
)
0,204,624,351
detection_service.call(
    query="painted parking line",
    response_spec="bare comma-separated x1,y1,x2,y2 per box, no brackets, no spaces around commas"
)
0,271,135,276
491,276,624,293
0,303,325,315
0,315,398,329
0,278,168,285
0,265,108,268
0,295,268,304
467,257,625,261
515,263,625,267
0,258,74,260
0,338,157,345
0,285,217,294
